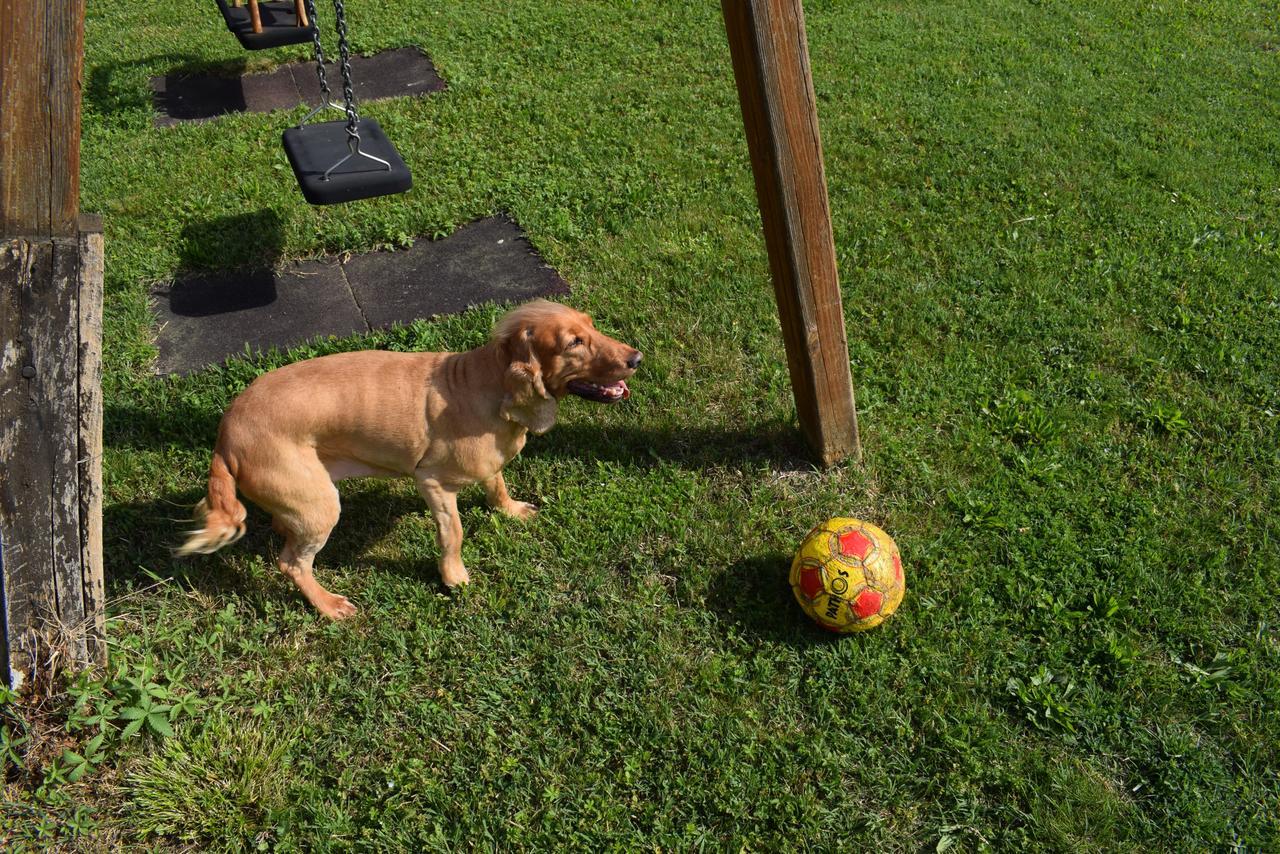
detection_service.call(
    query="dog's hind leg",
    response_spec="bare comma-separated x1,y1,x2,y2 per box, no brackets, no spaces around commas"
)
244,450,355,619
277,527,356,620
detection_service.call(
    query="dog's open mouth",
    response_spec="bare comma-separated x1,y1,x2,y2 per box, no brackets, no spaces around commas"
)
566,379,630,403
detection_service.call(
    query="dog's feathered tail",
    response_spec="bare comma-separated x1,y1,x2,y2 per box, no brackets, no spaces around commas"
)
176,451,247,556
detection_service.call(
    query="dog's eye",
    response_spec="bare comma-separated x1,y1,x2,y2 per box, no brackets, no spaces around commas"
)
567,336,584,349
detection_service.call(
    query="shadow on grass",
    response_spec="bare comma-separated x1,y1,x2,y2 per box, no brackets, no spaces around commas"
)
105,491,841,639
103,484,431,608
105,398,818,471
524,421,815,470
177,209,287,277
104,402,223,454
86,53,255,119
705,553,840,648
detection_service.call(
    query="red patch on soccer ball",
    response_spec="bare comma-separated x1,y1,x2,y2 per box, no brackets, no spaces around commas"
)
892,553,903,582
852,588,883,619
838,529,873,560
797,565,824,600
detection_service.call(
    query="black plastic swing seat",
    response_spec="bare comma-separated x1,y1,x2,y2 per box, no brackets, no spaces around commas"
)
213,0,317,50
282,118,413,205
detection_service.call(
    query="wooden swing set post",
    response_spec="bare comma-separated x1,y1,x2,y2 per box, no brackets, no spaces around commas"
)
0,0,105,688
720,0,861,466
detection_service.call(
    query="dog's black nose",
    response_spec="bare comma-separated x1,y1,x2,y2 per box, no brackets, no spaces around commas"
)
627,351,643,370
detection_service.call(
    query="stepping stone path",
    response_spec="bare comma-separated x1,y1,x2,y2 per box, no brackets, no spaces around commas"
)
151,46,444,125
152,217,570,375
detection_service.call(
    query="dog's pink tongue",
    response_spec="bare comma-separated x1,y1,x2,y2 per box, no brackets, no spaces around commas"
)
619,380,630,400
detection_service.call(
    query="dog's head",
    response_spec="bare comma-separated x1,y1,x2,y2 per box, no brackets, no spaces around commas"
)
495,300,642,434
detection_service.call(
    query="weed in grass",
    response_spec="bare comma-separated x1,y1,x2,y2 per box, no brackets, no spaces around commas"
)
126,713,301,846
1133,399,1191,435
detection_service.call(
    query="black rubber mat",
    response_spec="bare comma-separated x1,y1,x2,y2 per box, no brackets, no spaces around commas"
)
152,217,570,375
152,47,445,125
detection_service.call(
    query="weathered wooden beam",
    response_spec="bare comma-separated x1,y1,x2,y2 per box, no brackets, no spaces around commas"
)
0,219,105,687
721,0,860,465
0,239,60,677
0,0,103,688
0,0,87,237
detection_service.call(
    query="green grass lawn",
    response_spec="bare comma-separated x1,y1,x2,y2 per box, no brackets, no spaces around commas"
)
3,0,1278,848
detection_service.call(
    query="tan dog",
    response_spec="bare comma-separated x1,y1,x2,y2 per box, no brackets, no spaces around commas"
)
178,300,641,619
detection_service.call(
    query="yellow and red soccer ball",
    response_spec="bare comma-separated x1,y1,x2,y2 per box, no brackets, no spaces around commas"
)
790,518,905,632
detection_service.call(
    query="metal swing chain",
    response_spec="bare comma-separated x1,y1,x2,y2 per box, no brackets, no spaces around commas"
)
330,0,361,146
302,0,392,181
303,0,330,103
296,0,346,127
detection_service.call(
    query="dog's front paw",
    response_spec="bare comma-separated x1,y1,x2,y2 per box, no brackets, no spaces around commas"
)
441,562,471,588
502,500,538,521
318,593,358,620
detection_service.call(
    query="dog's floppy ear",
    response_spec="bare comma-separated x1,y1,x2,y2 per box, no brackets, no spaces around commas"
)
500,325,558,434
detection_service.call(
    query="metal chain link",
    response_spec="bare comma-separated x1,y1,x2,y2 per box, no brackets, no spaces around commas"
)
330,0,361,144
303,0,331,102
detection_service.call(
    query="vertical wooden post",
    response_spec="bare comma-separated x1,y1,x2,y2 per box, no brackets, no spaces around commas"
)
0,0,85,237
721,0,860,465
0,0,105,688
